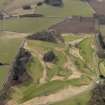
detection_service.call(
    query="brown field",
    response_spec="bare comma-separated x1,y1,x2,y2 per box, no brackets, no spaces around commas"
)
49,17,96,34
88,0,105,15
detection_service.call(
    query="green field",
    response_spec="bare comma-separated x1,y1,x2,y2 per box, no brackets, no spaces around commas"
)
0,18,62,33
0,66,9,90
0,0,8,9
0,33,24,90
36,0,93,17
0,37,23,64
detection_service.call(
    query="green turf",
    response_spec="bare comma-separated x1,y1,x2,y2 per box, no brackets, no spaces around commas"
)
36,0,93,17
79,38,94,64
63,34,82,42
27,40,64,51
20,77,91,103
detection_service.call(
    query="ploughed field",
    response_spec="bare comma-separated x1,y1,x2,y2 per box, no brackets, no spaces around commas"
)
49,17,95,34
88,0,105,15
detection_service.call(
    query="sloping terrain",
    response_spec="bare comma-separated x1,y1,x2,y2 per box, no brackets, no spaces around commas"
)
0,0,105,105
4,33,99,105
0,32,27,91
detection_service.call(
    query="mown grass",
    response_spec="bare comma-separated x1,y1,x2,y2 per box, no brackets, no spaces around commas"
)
20,77,91,103
50,91,91,105
47,65,72,80
47,50,72,80
63,34,82,42
0,18,62,33
36,0,93,17
79,38,94,64
27,56,43,83
0,37,23,64
27,40,70,80
27,40,64,51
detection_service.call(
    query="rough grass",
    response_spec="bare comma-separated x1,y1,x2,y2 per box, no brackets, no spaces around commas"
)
36,0,93,17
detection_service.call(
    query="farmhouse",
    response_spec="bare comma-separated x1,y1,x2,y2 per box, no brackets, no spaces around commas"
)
49,17,96,34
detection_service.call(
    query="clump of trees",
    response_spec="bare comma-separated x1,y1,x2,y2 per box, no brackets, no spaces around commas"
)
27,30,64,43
44,0,63,7
94,14,105,25
10,48,32,85
22,5,31,10
89,81,105,105
43,51,56,62
96,32,105,58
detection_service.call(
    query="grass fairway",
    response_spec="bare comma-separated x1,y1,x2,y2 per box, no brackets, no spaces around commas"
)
36,0,93,17
50,91,91,105
63,34,82,42
27,56,43,83
0,66,9,90
0,18,62,33
20,76,91,103
79,38,94,64
0,36,23,64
